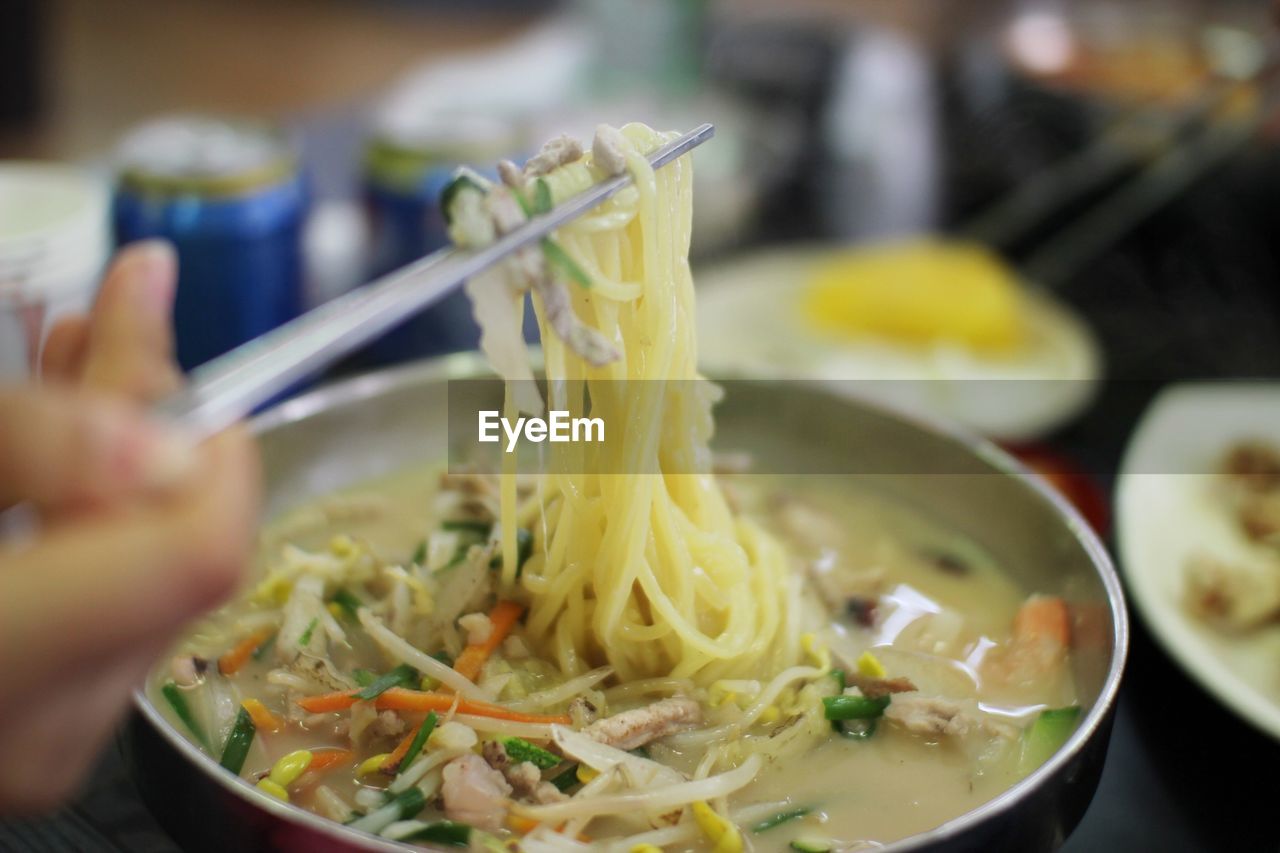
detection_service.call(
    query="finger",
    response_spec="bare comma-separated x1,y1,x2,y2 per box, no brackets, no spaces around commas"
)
0,387,194,509
39,314,91,383
82,240,182,402
0,428,260,675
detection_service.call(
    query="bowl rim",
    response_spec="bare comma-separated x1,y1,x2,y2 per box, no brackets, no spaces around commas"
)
131,353,1129,852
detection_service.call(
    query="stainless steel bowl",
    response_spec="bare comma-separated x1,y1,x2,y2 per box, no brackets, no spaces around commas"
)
125,354,1127,852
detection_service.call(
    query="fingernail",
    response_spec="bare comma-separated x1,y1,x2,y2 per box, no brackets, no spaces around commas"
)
125,240,177,317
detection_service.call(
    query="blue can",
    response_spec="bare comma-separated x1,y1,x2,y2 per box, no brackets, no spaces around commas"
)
361,112,525,363
113,116,306,371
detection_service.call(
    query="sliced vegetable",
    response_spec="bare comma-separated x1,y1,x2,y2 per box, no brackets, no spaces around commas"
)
218,626,275,676
251,632,277,662
399,820,473,846
550,765,579,792
531,178,552,215
824,693,890,740
487,528,533,577
330,588,364,621
241,698,282,733
440,173,486,226
268,749,314,787
219,707,256,775
1018,705,1081,774
790,838,833,853
500,736,560,770
542,239,592,288
348,786,427,834
352,669,377,687
453,600,524,682
1014,595,1071,648
161,681,210,750
296,687,572,725
308,749,355,774
354,663,419,701
752,808,811,833
442,519,493,535
298,617,319,648
389,711,438,773
822,694,891,721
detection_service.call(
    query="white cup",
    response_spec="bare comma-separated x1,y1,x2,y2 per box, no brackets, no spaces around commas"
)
0,163,110,381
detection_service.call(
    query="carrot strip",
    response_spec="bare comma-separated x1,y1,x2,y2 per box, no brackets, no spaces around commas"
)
1014,595,1071,647
241,698,283,732
307,749,355,773
219,627,275,676
376,688,571,724
296,691,360,714
453,600,524,682
296,686,569,725
507,815,540,834
381,726,420,773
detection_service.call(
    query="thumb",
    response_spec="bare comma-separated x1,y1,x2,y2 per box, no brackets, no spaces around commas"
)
0,387,193,510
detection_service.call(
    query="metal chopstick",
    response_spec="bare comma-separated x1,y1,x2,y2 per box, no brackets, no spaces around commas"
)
154,123,715,439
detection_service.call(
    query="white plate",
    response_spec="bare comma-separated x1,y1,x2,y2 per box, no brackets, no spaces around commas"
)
694,247,1102,441
1116,382,1280,739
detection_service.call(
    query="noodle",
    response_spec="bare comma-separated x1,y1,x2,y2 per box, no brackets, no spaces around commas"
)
483,124,798,685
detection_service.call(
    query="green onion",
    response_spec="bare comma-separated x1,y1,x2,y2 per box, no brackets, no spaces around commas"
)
329,589,363,621
410,539,427,566
354,663,419,700
251,632,277,662
352,668,377,687
432,650,454,667
489,528,534,577
822,694,890,721
828,669,845,692
500,736,560,770
1018,705,1081,774
629,746,651,759
298,617,318,647
347,786,427,833
161,681,210,751
531,178,552,215
398,711,438,773
219,707,256,775
752,807,811,833
443,519,493,535
790,837,833,853
824,693,889,741
542,239,592,288
440,173,486,226
550,764,579,792
401,821,473,846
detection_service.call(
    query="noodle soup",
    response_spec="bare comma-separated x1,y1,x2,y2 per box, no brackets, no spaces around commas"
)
147,465,1079,851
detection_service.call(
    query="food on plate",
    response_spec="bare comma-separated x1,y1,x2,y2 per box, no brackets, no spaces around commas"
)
1185,440,1280,632
149,124,1082,850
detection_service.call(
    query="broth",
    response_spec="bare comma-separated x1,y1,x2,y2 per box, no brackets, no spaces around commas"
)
148,464,1078,851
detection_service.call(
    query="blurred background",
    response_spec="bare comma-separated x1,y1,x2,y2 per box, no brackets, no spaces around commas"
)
1,0,1278,850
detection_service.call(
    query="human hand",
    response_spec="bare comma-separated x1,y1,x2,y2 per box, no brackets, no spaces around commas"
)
0,241,261,812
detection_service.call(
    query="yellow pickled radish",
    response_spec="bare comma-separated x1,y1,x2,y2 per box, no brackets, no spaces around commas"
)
268,750,314,787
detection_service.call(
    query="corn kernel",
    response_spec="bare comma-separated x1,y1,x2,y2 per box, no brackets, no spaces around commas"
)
256,778,289,802
268,749,313,787
857,651,886,678
357,752,393,777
